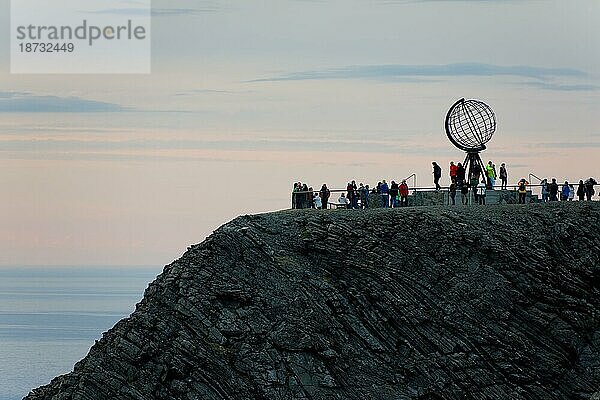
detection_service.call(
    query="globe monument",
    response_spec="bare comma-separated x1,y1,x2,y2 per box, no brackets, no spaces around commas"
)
445,98,497,184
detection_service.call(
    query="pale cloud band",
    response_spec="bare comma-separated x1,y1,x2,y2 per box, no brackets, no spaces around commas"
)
89,8,213,16
0,92,128,113
251,63,596,91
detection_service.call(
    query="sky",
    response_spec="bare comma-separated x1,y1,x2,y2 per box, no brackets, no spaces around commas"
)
1,0,599,266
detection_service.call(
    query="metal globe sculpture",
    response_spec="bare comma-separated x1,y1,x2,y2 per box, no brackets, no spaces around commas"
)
444,98,497,185
445,98,496,152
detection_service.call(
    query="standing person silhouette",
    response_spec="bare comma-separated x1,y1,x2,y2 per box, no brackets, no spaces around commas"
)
313,192,322,209
303,184,310,209
380,180,389,208
470,163,482,190
449,182,457,205
518,179,529,204
399,180,409,207
337,193,348,208
346,182,355,209
577,180,585,201
449,161,457,183
455,162,466,188
540,179,549,203
477,180,487,205
548,178,559,202
499,163,508,190
486,161,496,189
292,182,299,209
359,183,369,209
389,181,399,208
319,184,330,209
561,181,570,202
432,162,442,191
461,183,469,205
568,183,575,201
585,178,597,201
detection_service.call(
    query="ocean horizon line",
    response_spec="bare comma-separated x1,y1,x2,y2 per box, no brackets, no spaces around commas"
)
0,264,162,269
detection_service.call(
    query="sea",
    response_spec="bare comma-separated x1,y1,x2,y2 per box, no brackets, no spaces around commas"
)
0,266,164,400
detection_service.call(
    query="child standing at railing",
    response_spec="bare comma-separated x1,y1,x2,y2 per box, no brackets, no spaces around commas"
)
477,180,487,205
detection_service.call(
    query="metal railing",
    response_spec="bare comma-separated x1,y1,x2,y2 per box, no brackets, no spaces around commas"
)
295,183,552,195
403,173,417,190
528,173,543,197
292,181,590,209
529,173,543,183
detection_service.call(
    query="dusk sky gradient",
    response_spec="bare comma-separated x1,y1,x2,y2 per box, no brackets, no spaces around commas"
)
1,0,599,266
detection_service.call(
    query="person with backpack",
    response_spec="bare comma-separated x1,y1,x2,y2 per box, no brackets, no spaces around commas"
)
517,179,528,204
432,162,442,191
585,177,597,201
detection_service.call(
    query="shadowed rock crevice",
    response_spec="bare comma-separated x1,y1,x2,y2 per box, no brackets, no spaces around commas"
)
26,203,600,400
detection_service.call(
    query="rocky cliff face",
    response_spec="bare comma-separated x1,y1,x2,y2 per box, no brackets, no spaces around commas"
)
26,203,600,400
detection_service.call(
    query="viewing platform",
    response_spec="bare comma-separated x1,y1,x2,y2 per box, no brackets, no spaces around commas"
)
293,184,543,210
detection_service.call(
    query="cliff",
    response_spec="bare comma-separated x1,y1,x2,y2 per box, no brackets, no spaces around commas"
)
26,202,600,400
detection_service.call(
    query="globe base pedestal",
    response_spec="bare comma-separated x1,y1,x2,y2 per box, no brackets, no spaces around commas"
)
463,152,487,186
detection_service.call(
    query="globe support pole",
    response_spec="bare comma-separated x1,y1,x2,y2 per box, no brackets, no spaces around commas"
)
463,151,487,187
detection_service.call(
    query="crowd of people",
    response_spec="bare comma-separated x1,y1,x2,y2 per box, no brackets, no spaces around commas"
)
291,180,412,209
435,160,506,191
435,160,597,205
291,160,598,209
535,177,598,202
